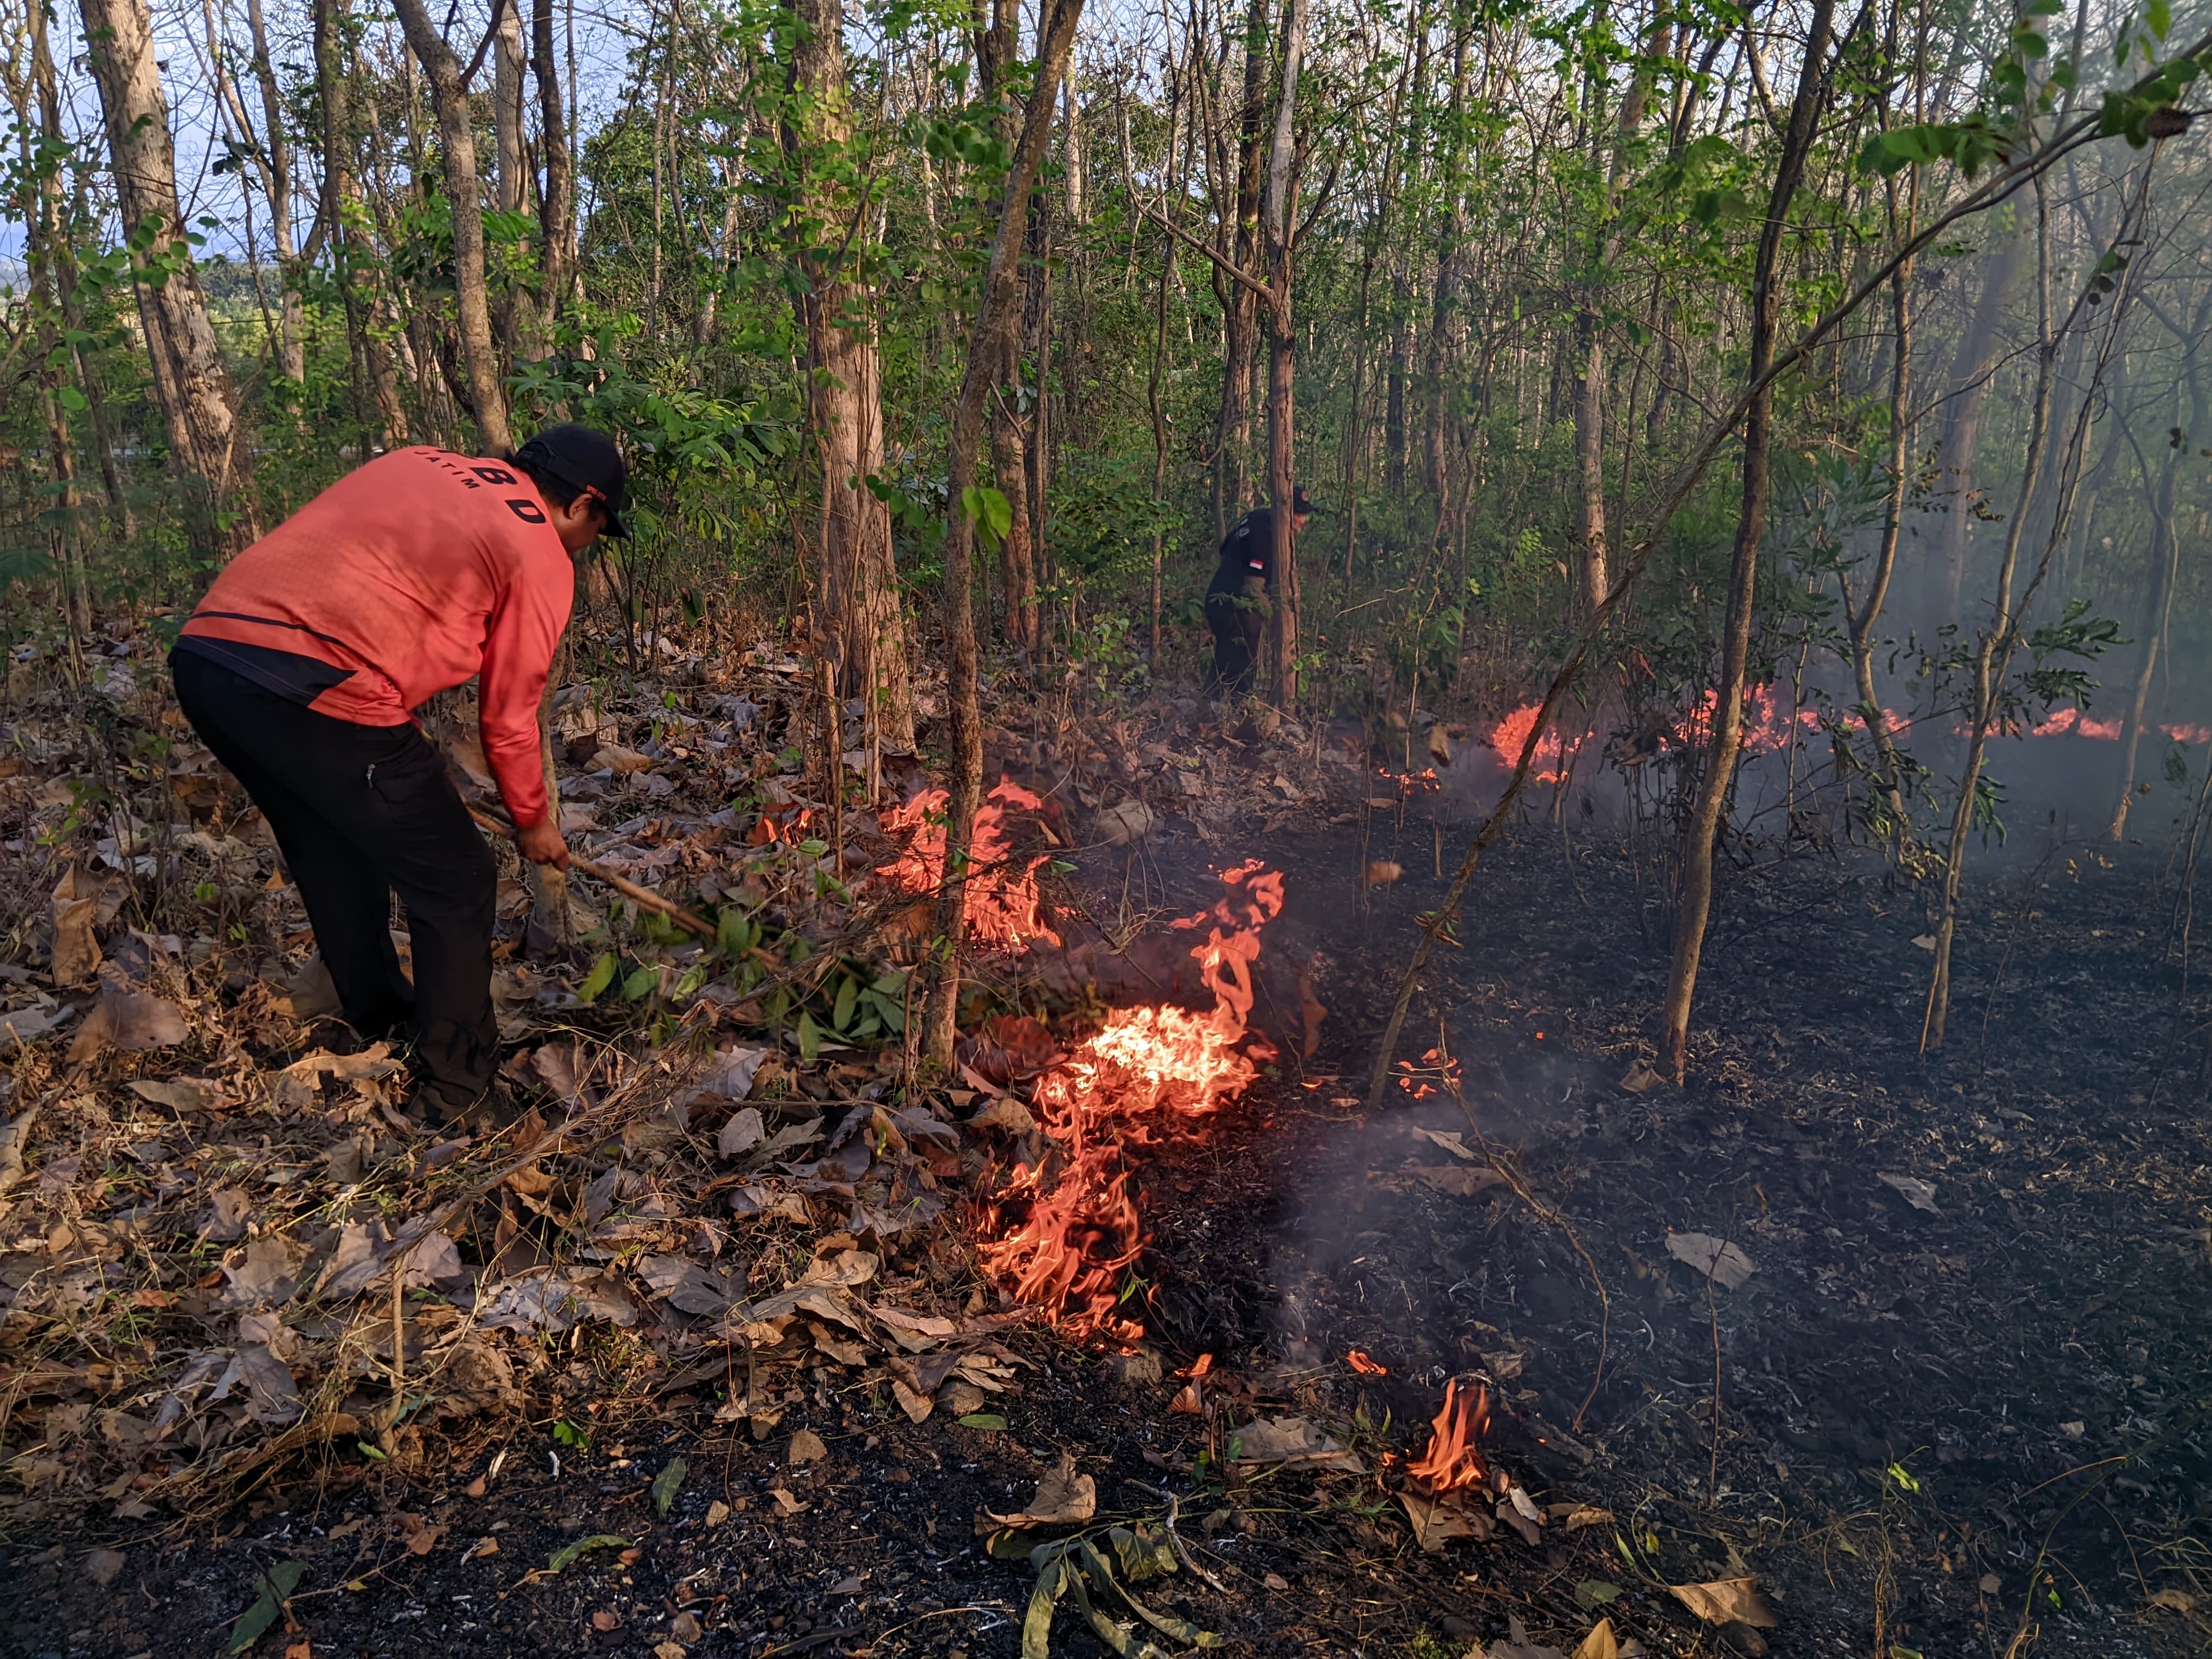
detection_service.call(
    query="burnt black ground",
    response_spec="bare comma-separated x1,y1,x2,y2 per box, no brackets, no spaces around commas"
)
5,807,2210,1658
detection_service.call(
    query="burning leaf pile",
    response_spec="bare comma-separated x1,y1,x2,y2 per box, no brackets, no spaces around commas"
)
877,778,1060,952
975,862,1286,1342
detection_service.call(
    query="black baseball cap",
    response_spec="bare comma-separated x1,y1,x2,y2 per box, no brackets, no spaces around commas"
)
517,423,631,538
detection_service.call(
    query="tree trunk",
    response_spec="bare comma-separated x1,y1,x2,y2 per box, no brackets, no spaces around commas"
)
533,0,574,334
389,0,513,452
2109,352,2205,838
1923,154,2149,1050
241,0,306,387
1841,168,1917,845
33,23,131,539
1934,236,2021,614
1658,0,1835,1082
1212,0,1270,536
1570,8,1664,613
923,0,1084,1069
79,0,257,560
784,0,915,750
1385,286,1408,494
494,0,530,353
1261,0,1305,703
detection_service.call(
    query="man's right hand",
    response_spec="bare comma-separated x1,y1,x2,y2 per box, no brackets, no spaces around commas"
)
516,817,570,870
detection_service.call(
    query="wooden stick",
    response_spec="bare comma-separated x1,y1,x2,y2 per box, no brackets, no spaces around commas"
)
466,805,717,940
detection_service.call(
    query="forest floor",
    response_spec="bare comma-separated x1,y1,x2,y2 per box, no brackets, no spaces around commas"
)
1,626,2208,1659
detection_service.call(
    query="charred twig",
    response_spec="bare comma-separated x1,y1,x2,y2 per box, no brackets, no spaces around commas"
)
1451,1101,1610,1433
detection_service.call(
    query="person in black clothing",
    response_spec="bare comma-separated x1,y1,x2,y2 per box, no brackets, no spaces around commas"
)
1206,486,1312,695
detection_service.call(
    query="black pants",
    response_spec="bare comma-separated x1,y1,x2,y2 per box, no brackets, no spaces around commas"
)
171,648,498,1111
1206,594,1261,695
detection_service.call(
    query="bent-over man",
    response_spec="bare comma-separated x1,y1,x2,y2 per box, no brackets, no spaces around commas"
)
168,426,630,1125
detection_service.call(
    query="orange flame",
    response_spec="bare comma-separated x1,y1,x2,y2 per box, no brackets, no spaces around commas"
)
1346,1349,1388,1377
878,779,1060,953
1405,1380,1490,1494
975,865,1285,1342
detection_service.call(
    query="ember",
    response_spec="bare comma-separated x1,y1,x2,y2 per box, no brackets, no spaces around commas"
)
975,864,1285,1341
878,778,1059,952
1405,1379,1491,1493
1346,1349,1389,1377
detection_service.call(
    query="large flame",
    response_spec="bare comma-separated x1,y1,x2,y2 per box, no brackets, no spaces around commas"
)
878,779,1060,953
1405,1379,1491,1494
975,863,1285,1342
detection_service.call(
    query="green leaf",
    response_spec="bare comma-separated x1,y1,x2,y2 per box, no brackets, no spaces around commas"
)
228,1561,307,1654
622,964,656,1002
576,951,617,1003
960,484,1013,550
1576,1579,1623,1607
1023,1554,1069,1659
959,1412,1009,1431
355,1441,387,1461
650,1456,688,1518
832,975,858,1032
796,1009,821,1061
2148,0,2170,38
57,385,87,412
545,1533,630,1573
1886,1461,1921,1492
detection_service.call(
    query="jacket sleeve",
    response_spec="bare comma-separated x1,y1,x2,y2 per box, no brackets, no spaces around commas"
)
477,546,575,829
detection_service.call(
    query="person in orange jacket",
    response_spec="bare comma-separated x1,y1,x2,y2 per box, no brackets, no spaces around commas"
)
169,426,628,1125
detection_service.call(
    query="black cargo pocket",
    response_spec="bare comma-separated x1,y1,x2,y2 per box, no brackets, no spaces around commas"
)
365,729,440,805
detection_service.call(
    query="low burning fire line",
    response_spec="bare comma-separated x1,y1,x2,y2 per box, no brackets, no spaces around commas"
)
973,861,1285,1344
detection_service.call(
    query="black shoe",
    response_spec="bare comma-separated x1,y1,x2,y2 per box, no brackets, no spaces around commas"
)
407,1078,517,1134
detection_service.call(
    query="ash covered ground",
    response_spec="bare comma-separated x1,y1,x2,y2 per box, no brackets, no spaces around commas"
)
7,787,2208,1659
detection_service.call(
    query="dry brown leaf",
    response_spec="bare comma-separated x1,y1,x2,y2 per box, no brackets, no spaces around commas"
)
704,1501,731,1527
1618,1059,1663,1094
1572,1618,1618,1659
1563,1504,1616,1531
1670,1577,1778,1629
1877,1173,1939,1213
590,1610,620,1632
788,1429,828,1465
47,869,101,987
395,1513,446,1557
1226,1416,1362,1472
987,1450,1096,1527
1410,1163,1507,1197
769,1487,806,1516
82,1548,126,1587
1664,1232,1757,1290
1398,1489,1493,1552
66,981,187,1062
1366,860,1404,886
891,1379,934,1423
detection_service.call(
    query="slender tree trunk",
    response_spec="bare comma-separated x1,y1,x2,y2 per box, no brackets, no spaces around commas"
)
783,0,915,750
2109,353,2205,838
79,0,258,560
1571,7,1664,612
924,0,1084,1069
33,23,131,538
239,0,306,388
494,0,530,353
389,0,513,451
1423,25,1468,515
1658,0,1835,1082
1923,154,2150,1049
533,0,574,337
1385,286,1408,494
1213,0,1269,535
1934,236,2021,613
1262,0,1305,703
1842,168,1918,844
